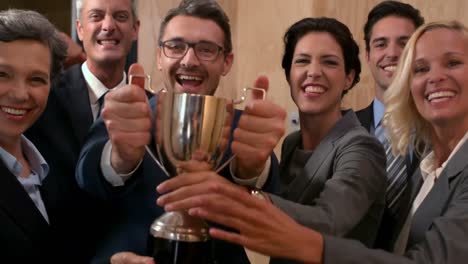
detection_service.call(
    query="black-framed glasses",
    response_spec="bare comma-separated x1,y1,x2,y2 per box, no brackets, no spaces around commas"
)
159,40,224,61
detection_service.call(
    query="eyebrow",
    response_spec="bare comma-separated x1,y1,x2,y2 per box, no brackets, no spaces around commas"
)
294,53,341,59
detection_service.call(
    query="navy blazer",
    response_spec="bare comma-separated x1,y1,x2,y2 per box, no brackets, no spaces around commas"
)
24,65,112,263
76,95,280,263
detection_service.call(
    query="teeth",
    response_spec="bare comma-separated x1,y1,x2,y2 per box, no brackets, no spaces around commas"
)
304,86,325,93
383,65,397,72
179,75,202,81
99,40,118,45
427,91,455,101
1,107,27,116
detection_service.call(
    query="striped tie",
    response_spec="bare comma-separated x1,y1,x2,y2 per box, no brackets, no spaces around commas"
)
375,122,408,215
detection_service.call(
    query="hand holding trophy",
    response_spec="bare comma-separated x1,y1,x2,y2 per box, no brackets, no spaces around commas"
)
128,73,265,264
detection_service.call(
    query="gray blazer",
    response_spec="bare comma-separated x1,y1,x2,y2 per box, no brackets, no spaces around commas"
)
323,137,468,263
269,110,387,248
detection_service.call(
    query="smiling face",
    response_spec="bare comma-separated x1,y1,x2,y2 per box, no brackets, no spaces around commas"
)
0,39,51,147
367,15,416,100
289,32,353,118
76,0,139,68
157,15,233,95
411,28,468,130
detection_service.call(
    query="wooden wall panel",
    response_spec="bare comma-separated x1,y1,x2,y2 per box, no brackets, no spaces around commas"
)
138,0,468,153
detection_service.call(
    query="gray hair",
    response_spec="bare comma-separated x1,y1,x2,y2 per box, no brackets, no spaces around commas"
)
0,9,67,84
76,0,138,25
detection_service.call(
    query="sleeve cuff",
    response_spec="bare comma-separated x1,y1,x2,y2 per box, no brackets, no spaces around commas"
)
100,140,142,186
229,156,271,189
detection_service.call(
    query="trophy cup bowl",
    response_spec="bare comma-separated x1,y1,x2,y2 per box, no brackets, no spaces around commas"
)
148,91,235,264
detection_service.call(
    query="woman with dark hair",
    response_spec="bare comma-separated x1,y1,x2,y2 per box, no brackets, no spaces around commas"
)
154,17,387,263
0,8,69,262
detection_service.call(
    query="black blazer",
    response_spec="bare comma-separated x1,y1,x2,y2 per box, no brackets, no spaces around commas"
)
24,65,111,263
0,160,53,262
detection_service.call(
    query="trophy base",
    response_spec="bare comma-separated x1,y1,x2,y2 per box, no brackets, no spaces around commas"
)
148,237,212,264
148,211,212,263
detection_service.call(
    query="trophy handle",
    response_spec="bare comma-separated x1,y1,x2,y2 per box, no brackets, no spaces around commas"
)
216,87,266,174
233,87,266,104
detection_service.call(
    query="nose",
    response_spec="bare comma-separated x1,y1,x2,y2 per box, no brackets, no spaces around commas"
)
180,47,200,68
428,66,447,84
307,60,322,79
11,80,29,102
101,15,116,33
386,42,402,61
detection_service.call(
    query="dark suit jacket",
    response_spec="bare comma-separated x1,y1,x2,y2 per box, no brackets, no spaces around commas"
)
268,110,386,264
323,138,468,263
356,101,421,249
24,64,110,263
76,95,280,263
0,160,53,262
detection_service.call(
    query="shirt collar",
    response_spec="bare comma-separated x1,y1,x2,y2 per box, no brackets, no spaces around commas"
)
420,131,468,181
81,62,127,104
372,97,385,128
0,135,49,182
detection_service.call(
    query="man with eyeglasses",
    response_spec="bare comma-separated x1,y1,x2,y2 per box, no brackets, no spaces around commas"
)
75,0,286,263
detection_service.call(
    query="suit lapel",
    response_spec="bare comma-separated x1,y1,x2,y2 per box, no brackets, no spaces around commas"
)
0,161,49,241
356,102,374,132
284,110,360,201
55,65,93,146
406,140,468,249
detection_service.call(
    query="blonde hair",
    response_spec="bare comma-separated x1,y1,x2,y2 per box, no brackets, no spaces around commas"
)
383,20,468,156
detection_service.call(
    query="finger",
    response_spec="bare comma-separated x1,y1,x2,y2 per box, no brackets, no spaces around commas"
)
158,177,231,207
103,100,151,120
107,83,149,103
251,75,269,100
110,252,154,264
156,171,218,194
209,228,251,249
128,63,146,89
244,100,287,119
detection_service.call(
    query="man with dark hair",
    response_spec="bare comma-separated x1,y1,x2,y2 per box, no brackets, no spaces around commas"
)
23,0,140,262
76,0,285,262
356,0,424,249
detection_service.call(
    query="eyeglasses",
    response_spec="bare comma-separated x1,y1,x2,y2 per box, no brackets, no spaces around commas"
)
159,40,224,61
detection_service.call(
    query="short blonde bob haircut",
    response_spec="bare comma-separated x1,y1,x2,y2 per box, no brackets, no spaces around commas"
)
383,20,468,156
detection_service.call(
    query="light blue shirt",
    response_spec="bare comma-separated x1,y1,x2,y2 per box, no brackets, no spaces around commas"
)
0,135,50,223
372,97,385,135
372,97,413,160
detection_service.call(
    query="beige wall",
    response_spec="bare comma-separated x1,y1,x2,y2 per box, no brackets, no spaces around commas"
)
137,0,468,152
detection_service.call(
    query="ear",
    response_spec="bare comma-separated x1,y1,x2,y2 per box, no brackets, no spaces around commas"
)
132,20,140,41
76,19,84,41
156,47,163,71
344,69,355,91
221,52,234,76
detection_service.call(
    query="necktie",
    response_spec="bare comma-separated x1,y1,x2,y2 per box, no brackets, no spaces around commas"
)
375,122,408,215
96,92,107,119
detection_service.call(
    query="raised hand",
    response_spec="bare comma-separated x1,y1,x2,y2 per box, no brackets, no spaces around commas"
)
103,63,152,173
232,75,286,179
